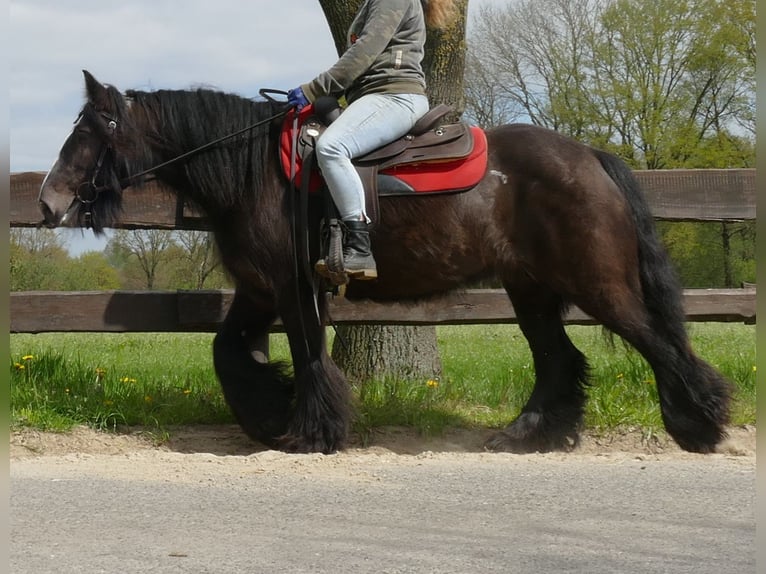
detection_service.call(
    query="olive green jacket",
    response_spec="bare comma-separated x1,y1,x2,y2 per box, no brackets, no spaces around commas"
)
301,0,427,104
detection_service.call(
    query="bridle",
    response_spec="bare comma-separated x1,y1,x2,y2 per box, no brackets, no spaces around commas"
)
57,109,122,227
75,113,119,223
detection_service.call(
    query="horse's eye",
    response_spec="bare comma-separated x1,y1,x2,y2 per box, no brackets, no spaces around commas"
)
73,127,95,142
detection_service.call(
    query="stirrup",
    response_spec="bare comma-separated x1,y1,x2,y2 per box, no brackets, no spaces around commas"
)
315,258,349,286
343,253,377,280
315,219,348,286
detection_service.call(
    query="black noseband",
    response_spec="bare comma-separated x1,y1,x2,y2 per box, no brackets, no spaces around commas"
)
74,115,119,227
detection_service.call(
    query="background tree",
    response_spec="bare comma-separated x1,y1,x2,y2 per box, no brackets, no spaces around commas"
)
463,49,525,128
467,0,755,167
166,230,228,290
466,0,755,288
10,229,122,291
468,0,604,134
10,228,68,255
10,229,70,291
317,0,468,382
10,228,231,292
59,252,121,291
106,229,174,289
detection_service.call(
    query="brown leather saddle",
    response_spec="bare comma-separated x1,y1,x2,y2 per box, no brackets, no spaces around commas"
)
283,98,485,226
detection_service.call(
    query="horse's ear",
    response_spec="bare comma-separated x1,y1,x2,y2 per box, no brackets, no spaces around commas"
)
83,70,109,108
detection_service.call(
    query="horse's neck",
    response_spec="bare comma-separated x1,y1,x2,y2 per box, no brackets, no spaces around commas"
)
132,92,277,219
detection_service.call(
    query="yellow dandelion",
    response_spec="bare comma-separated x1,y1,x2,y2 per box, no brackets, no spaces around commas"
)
752,366,757,372
22,355,34,361
616,373,624,379
14,362,25,370
426,379,439,389
183,389,192,395
120,376,137,384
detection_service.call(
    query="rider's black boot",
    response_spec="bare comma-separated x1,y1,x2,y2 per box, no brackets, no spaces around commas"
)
341,220,377,280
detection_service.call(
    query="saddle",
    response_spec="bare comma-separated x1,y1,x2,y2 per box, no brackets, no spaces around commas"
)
279,97,488,225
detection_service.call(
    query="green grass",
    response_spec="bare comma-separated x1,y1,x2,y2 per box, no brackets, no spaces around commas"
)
10,333,237,432
10,324,756,438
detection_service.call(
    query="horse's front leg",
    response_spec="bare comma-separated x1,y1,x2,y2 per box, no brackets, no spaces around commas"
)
213,290,294,448
277,282,352,454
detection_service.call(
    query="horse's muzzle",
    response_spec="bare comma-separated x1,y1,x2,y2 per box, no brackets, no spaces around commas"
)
38,200,59,228
38,189,80,228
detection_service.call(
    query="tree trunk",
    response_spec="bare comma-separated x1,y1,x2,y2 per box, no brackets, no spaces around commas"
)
317,0,468,383
331,324,442,383
423,0,469,118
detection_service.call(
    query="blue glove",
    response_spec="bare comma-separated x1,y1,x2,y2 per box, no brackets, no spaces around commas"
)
287,87,309,110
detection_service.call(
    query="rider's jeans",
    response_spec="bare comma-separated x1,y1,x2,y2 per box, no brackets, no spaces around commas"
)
315,92,430,222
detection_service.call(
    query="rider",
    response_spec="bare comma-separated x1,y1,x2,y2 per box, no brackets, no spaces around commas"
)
288,0,457,280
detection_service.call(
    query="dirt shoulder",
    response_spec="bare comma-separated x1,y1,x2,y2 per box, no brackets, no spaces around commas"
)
10,424,756,461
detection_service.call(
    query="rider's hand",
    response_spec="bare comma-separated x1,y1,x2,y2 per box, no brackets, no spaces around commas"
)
287,87,309,110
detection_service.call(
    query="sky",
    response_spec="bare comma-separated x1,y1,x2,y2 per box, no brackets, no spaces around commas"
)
9,0,503,254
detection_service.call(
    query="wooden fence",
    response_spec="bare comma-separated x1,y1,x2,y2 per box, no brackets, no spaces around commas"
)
9,169,757,333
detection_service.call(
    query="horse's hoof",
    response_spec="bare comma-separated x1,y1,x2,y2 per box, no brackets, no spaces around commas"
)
484,430,545,454
275,433,344,455
485,412,580,453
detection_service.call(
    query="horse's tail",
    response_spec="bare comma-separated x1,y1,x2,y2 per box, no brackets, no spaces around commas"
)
593,150,687,343
594,149,732,452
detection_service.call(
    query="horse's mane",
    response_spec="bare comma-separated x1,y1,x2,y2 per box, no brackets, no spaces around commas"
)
121,87,286,213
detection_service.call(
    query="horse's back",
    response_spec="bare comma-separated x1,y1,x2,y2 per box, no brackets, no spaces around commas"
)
487,123,603,177
486,123,631,221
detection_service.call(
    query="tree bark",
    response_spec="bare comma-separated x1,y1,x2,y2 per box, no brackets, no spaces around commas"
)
423,0,469,117
316,0,468,382
331,324,442,383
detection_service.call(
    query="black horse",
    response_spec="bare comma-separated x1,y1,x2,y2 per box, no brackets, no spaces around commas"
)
38,71,731,454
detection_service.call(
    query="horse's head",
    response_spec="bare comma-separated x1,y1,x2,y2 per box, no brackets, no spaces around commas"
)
38,70,132,234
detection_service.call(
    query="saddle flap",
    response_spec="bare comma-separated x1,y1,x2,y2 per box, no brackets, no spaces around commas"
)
357,122,473,166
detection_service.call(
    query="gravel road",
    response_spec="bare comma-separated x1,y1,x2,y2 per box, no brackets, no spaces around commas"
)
10,425,756,574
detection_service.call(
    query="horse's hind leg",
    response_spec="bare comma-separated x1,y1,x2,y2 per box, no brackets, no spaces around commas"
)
213,290,293,448
486,281,589,453
579,288,732,453
276,280,351,454
586,149,731,451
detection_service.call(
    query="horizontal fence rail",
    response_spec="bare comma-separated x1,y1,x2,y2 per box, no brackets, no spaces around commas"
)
10,169,757,228
9,169,757,332
10,288,756,333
